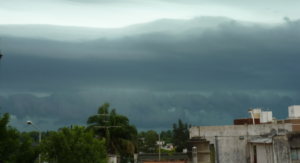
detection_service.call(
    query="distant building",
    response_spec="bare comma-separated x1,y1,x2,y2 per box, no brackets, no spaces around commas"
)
165,143,174,150
156,140,165,146
189,105,300,163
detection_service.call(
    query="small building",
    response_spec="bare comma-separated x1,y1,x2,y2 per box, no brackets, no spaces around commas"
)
165,143,174,150
190,123,292,163
189,105,300,163
157,141,165,146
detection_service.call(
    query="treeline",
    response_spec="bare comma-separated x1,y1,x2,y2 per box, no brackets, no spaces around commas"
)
19,130,52,142
137,119,190,153
0,102,191,163
138,130,173,144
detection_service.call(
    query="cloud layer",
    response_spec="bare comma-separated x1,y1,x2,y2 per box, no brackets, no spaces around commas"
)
1,18,300,94
0,91,295,132
1,17,300,132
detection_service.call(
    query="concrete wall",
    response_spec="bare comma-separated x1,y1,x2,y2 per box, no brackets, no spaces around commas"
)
288,132,300,148
287,132,300,163
273,135,291,163
189,124,292,163
249,143,273,163
186,137,210,163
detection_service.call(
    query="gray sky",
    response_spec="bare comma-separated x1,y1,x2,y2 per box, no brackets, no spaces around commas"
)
0,0,300,132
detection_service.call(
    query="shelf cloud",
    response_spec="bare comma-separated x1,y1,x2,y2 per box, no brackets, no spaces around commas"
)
0,17,300,132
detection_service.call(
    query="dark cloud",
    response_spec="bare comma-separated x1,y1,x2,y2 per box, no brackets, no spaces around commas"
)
1,17,300,131
0,91,296,132
37,120,49,125
1,18,300,94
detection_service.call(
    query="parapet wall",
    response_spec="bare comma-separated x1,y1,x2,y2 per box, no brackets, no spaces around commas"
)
189,124,292,163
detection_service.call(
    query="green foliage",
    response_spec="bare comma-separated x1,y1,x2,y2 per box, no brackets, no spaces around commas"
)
171,119,191,152
86,102,138,158
155,148,176,153
138,129,174,153
41,125,107,163
137,131,147,138
0,108,39,163
14,133,41,163
145,130,157,149
160,130,172,144
138,130,158,153
20,130,52,143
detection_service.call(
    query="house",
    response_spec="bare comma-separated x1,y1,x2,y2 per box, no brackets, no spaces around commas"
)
165,143,174,150
156,140,165,146
189,105,300,163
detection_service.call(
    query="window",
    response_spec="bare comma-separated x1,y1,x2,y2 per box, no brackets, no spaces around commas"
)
291,148,300,160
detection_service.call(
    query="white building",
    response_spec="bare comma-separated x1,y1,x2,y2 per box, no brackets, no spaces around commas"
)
188,106,300,163
156,140,165,145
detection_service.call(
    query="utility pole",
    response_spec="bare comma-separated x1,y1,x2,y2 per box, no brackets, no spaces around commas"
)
96,114,122,129
96,114,122,155
159,134,160,163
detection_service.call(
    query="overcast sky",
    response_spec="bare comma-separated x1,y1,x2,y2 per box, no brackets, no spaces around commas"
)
0,0,300,132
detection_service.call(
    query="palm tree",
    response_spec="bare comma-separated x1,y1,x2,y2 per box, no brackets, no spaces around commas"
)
86,102,137,157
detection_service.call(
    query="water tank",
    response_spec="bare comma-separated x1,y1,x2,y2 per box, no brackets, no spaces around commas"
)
192,147,197,163
288,105,300,119
253,108,261,118
183,149,187,153
260,111,272,123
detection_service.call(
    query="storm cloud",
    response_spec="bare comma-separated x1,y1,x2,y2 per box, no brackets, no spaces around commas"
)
1,18,300,93
1,17,300,132
0,91,296,132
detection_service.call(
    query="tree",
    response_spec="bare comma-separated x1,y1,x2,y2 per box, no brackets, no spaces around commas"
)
14,133,41,163
28,131,39,142
144,130,157,153
160,130,172,144
171,119,191,152
86,102,137,159
46,130,49,137
138,131,147,138
0,108,39,163
41,125,107,163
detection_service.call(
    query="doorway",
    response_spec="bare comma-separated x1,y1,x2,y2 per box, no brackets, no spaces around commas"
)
253,145,257,163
